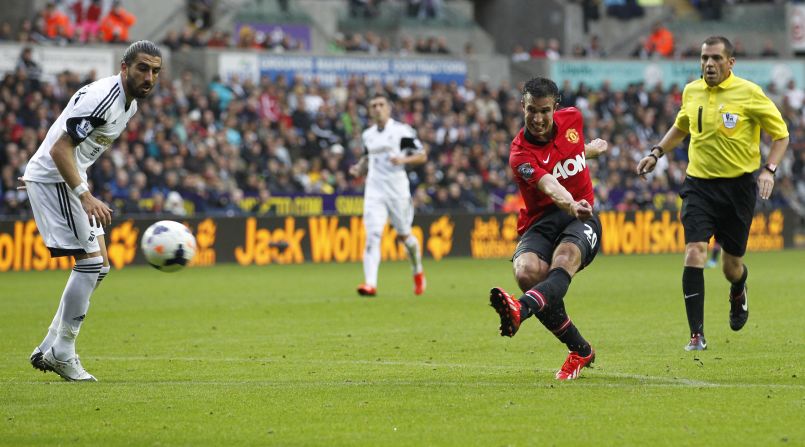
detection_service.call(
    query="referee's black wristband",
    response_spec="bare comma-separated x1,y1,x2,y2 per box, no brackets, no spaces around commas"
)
647,153,659,163
650,145,665,158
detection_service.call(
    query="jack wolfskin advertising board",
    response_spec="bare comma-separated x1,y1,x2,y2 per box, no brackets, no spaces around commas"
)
0,210,795,272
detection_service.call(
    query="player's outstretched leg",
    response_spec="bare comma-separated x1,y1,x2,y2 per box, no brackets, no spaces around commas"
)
489,287,522,337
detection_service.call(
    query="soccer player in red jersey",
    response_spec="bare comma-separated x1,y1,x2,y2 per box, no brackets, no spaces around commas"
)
489,77,608,380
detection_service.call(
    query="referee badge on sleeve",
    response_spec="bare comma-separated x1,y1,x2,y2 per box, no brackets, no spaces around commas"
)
722,112,739,129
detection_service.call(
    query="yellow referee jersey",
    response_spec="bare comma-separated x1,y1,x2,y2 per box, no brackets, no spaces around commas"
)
673,72,788,179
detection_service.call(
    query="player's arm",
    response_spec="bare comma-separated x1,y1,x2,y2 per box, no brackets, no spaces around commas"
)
537,174,593,221
50,132,113,226
391,136,427,166
584,138,608,159
636,125,688,177
349,155,368,178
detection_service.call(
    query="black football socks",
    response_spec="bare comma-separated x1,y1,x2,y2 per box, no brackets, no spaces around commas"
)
730,264,748,300
683,266,705,336
519,268,591,356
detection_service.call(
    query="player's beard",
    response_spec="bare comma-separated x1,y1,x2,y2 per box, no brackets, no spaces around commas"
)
126,72,153,99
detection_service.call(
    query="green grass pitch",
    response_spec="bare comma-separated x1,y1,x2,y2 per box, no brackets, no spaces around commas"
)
1,251,804,446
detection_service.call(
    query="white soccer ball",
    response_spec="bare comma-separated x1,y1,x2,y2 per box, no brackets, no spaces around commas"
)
140,220,197,272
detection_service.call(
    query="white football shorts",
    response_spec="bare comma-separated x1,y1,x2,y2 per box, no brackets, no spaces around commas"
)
25,181,104,257
363,195,414,236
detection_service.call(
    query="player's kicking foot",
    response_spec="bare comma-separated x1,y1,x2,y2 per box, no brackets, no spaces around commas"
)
684,333,707,351
30,347,52,373
357,284,377,297
413,272,426,295
489,287,521,337
42,348,97,382
555,349,595,381
729,286,748,331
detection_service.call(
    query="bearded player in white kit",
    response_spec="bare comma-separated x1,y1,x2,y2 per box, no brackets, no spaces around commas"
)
22,41,162,381
350,93,427,297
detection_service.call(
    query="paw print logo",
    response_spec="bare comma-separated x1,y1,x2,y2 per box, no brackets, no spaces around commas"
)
427,215,454,261
107,220,139,269
502,214,519,242
195,218,216,249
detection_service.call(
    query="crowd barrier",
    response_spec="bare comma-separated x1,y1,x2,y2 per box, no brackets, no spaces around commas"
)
0,209,796,272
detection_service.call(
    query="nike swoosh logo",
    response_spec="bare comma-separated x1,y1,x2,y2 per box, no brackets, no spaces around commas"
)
742,297,748,311
542,155,550,163
684,293,699,299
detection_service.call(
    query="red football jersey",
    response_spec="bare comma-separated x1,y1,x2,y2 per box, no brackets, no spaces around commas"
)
509,107,595,234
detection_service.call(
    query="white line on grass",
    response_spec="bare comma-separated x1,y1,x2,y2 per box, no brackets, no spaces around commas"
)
69,355,804,389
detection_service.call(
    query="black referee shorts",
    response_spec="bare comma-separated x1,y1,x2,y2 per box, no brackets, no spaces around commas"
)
679,173,757,257
513,208,602,270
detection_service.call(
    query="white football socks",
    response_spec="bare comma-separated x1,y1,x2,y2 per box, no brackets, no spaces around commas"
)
363,231,382,287
51,256,103,360
403,235,423,274
95,265,110,290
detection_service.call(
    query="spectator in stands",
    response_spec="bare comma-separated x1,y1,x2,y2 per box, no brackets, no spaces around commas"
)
784,79,805,112
585,34,606,58
73,0,103,43
100,0,136,43
759,39,780,58
546,38,562,60
529,38,547,59
206,29,230,48
434,36,450,54
40,1,74,42
511,44,530,62
350,0,378,18
0,21,13,41
643,21,674,58
187,0,213,29
16,47,42,90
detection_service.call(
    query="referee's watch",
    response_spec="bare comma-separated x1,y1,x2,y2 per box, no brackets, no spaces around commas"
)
763,163,777,176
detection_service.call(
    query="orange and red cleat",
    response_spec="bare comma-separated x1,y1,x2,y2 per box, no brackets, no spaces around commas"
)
413,272,426,295
357,284,377,297
489,287,522,337
555,349,595,381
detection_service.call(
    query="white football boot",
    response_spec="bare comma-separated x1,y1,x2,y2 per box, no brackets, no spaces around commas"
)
42,347,97,382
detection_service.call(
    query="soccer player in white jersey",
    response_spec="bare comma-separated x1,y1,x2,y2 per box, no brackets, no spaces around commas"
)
21,41,162,381
349,93,427,297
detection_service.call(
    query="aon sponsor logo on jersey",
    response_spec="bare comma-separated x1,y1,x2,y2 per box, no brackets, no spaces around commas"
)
552,153,587,179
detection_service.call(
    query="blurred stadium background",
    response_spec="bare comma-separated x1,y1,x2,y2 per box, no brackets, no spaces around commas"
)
1,0,804,270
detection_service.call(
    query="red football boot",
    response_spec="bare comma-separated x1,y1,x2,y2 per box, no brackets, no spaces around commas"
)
413,272,426,295
489,287,522,337
357,284,377,297
555,349,595,381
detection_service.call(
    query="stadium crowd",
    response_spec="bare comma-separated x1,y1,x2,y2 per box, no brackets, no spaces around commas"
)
3,54,805,219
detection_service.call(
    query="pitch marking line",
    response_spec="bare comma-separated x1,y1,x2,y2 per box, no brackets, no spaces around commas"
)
59,356,803,389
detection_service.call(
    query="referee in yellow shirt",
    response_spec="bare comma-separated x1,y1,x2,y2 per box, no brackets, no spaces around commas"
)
637,36,789,351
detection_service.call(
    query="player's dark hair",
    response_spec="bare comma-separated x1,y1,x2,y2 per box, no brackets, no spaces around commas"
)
522,77,560,102
703,36,734,58
370,92,390,102
122,40,162,65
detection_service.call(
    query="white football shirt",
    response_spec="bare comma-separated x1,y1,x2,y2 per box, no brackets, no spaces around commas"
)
361,118,424,199
24,74,138,183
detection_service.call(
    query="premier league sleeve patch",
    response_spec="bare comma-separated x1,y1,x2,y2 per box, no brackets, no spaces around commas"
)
517,163,535,180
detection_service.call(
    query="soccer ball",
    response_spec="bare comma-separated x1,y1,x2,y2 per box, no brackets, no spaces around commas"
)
140,220,197,272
